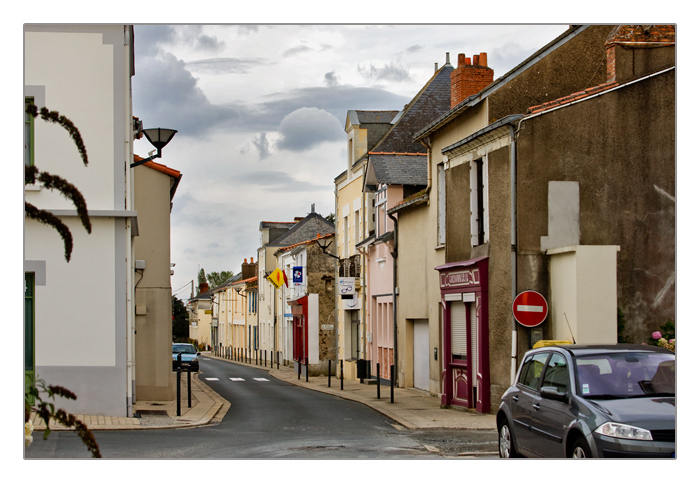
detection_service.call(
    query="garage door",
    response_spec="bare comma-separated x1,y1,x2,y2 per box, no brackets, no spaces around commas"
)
413,319,429,391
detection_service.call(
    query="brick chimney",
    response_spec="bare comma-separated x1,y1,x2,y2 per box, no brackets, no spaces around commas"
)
241,257,256,280
604,25,675,83
450,52,494,108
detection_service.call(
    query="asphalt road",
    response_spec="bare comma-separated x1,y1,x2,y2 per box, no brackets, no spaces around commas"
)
26,357,496,459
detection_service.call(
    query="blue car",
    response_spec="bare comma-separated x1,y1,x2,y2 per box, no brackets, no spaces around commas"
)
172,343,200,372
497,344,675,458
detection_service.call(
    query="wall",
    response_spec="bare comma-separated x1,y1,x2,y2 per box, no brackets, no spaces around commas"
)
134,164,175,401
516,67,675,344
24,25,133,416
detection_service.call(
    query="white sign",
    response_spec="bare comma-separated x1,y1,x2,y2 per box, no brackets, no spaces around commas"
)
338,277,356,296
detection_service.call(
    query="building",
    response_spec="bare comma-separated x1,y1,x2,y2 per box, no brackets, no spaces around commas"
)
335,110,397,380
24,25,139,416
277,232,337,376
188,289,213,350
361,59,453,386
133,157,182,401
411,25,675,412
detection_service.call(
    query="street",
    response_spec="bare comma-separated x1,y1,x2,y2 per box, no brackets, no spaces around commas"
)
24,357,497,459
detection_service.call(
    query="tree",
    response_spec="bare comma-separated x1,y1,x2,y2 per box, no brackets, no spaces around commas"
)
24,104,101,457
207,271,234,288
172,296,189,342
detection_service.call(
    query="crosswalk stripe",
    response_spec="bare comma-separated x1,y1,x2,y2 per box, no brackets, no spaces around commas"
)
253,378,269,381
205,377,219,381
229,378,245,381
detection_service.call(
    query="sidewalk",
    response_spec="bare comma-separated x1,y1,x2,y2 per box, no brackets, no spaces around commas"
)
31,353,496,432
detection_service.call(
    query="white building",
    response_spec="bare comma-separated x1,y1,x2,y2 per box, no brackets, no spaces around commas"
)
24,25,138,416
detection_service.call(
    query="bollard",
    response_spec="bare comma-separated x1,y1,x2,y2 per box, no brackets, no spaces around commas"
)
306,359,309,382
390,365,394,404
377,363,381,399
328,360,331,387
340,360,344,391
277,351,280,370
176,353,182,416
187,366,192,408
298,359,301,380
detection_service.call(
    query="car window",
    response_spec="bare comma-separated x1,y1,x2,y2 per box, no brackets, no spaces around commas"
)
519,352,550,389
575,352,675,398
541,353,570,393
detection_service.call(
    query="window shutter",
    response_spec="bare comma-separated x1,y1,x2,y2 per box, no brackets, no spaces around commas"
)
450,302,467,356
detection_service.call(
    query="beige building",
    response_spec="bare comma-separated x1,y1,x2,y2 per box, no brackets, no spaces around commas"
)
133,158,182,401
334,111,397,380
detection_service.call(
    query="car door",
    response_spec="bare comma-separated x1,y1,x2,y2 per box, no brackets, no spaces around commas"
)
529,352,574,457
509,351,550,454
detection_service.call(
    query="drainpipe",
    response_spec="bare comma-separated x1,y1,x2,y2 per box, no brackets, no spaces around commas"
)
387,211,399,386
509,124,518,384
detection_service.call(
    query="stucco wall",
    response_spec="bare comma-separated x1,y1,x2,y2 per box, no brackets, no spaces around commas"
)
516,68,675,344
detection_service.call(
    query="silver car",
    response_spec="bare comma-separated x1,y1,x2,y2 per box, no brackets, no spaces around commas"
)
497,344,675,458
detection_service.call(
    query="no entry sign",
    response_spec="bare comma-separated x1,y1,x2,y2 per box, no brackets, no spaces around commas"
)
512,290,548,327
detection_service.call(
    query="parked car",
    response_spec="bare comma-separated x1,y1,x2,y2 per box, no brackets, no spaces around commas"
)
172,343,200,372
497,344,675,458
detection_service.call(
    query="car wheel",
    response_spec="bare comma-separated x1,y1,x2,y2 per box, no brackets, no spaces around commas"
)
498,420,519,458
570,436,592,458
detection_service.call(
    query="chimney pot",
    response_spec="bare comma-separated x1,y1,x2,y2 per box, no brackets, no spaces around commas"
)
480,52,488,67
446,52,450,64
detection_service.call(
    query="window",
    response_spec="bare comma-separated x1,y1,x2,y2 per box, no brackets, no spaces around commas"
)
25,97,34,166
519,352,549,389
470,157,488,246
542,353,570,393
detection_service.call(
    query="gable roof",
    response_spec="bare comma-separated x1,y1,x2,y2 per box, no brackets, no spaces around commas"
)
414,25,587,142
267,212,335,248
364,153,427,191
371,62,453,154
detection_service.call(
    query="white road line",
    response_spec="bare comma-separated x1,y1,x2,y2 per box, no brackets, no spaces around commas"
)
229,378,245,381
253,378,269,381
205,377,219,381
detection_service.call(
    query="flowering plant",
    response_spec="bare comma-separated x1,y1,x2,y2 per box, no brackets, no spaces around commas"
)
647,320,675,353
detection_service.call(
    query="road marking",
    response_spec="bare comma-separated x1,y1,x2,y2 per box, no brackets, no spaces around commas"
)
205,378,219,381
253,378,269,381
229,378,245,381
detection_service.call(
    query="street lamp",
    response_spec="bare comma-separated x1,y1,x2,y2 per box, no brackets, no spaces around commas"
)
131,127,178,168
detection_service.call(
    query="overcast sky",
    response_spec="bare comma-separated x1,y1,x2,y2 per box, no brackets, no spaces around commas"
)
131,24,571,299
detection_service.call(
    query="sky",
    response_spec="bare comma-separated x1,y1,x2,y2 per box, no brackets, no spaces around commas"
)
131,24,570,299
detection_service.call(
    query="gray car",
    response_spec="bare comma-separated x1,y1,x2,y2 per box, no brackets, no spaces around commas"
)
497,344,675,458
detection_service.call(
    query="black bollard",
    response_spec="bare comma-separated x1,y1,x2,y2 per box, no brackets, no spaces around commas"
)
377,363,381,399
390,365,394,404
306,359,309,382
298,359,301,380
340,360,344,390
328,360,331,387
176,353,182,416
277,351,280,370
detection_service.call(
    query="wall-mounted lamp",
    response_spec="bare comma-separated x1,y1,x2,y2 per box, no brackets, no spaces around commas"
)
131,127,178,168
316,236,340,260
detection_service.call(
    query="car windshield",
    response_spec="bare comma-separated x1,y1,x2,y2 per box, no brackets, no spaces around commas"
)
575,352,675,398
173,345,196,354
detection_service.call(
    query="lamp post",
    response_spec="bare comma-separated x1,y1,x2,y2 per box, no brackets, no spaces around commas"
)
131,127,178,168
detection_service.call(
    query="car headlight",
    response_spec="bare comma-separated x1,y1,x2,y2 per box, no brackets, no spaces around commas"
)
594,422,652,441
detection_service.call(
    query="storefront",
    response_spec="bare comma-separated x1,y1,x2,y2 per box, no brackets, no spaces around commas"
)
435,257,490,413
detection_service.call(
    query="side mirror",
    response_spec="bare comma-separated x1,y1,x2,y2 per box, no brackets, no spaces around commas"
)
540,386,569,402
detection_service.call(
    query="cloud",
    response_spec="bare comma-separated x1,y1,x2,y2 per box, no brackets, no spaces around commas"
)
284,45,313,56
251,133,271,160
324,71,339,87
276,107,344,152
357,61,411,83
186,57,270,75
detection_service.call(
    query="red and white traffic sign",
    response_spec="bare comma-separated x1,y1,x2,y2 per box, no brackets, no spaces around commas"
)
512,290,548,327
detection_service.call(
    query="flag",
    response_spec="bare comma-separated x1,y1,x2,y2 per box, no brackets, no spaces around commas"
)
267,268,287,289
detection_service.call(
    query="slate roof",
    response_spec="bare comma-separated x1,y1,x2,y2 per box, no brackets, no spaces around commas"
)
364,153,427,188
267,212,335,248
371,63,454,154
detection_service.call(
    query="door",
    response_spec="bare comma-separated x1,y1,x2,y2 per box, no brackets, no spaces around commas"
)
510,351,550,454
413,320,429,391
449,302,470,407
530,352,573,457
